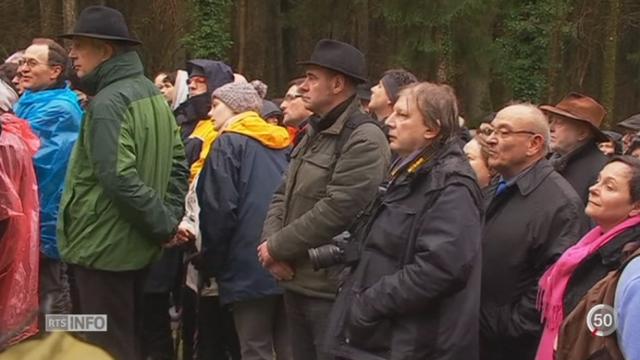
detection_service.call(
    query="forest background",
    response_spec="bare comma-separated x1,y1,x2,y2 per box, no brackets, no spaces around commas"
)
1,0,639,127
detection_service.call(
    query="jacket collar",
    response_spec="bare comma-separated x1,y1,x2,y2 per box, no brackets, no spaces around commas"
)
308,95,359,135
550,138,599,173
512,158,555,197
598,226,640,265
80,51,144,96
389,141,479,194
18,84,76,106
177,93,211,125
378,141,482,215
222,111,291,149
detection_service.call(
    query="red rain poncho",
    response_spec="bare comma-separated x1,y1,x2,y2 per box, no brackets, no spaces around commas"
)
0,113,40,346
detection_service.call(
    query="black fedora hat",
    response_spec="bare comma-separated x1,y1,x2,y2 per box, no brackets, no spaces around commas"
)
298,39,367,83
60,5,141,45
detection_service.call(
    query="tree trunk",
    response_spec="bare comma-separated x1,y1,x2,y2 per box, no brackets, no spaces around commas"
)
272,0,285,95
355,0,369,55
453,3,497,123
236,0,248,73
434,26,450,83
62,0,76,33
546,0,567,102
601,0,620,127
39,0,58,36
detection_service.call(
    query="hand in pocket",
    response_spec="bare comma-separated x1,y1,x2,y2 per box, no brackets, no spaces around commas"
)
346,293,386,350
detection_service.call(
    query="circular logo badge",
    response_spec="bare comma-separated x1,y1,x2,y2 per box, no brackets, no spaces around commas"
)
586,304,617,337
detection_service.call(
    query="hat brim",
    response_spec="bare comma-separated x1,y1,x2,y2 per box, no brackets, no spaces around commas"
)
297,60,367,83
616,121,640,133
59,32,142,45
540,105,609,142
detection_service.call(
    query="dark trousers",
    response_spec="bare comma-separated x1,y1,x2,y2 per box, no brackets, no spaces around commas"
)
71,264,148,360
232,295,291,360
283,290,334,360
38,256,72,334
182,287,240,360
142,292,174,360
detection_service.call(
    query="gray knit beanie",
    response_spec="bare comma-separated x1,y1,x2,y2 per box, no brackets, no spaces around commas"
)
212,82,263,114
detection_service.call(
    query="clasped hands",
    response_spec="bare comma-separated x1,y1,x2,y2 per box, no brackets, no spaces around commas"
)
164,227,195,248
257,242,294,281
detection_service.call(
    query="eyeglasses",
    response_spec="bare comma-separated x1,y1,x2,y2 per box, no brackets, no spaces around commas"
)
480,125,537,139
17,58,43,68
283,93,303,101
187,76,206,85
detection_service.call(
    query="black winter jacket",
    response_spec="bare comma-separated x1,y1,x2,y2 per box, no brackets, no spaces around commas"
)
550,139,608,205
326,141,483,360
479,159,589,360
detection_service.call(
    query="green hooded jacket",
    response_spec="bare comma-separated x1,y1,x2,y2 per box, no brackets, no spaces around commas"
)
57,51,188,271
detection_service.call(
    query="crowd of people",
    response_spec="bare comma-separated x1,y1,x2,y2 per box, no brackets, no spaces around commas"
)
2,4,640,360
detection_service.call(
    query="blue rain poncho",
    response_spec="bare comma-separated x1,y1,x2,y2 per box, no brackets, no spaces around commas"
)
14,85,83,259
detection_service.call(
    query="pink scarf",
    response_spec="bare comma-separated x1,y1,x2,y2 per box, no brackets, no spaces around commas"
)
535,214,640,360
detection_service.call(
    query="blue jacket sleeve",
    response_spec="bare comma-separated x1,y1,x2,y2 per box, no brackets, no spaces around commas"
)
197,134,241,276
617,257,640,360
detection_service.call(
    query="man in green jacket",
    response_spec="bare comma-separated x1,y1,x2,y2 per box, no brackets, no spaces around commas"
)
258,39,390,360
57,6,188,360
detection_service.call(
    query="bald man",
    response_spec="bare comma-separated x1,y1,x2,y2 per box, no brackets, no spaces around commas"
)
479,104,589,360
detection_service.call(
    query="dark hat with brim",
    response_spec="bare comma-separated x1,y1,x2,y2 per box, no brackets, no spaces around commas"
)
602,130,623,143
60,5,141,45
298,39,367,83
540,92,608,142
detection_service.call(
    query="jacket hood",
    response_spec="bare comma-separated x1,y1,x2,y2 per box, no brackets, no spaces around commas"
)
186,59,234,95
222,111,291,149
171,69,189,110
0,79,18,112
78,51,144,96
15,84,82,115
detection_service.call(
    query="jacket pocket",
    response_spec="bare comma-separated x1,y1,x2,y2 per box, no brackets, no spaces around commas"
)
295,152,334,199
366,203,417,265
344,289,391,352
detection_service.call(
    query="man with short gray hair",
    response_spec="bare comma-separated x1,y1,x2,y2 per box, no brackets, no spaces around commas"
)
479,104,589,360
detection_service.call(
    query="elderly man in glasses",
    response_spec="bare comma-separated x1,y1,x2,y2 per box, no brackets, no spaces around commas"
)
478,103,589,360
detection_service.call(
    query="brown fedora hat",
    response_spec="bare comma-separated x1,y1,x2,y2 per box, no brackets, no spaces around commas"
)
540,92,608,142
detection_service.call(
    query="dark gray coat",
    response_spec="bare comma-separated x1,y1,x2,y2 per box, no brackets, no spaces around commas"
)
550,139,608,205
326,142,483,360
480,159,589,360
